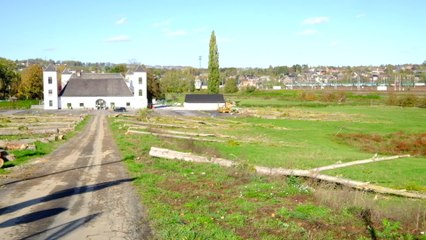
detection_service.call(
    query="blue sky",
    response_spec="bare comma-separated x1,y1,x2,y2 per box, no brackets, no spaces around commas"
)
1,0,425,68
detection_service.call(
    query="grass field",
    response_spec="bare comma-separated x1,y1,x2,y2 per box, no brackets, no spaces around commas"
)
138,103,425,190
110,109,426,239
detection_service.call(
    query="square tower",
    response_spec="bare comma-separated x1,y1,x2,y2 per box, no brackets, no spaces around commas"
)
128,65,148,108
43,65,59,109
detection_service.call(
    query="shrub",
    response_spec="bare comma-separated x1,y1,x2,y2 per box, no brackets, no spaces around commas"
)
416,97,426,108
320,92,346,103
398,94,417,107
386,93,399,106
241,86,257,94
299,91,316,101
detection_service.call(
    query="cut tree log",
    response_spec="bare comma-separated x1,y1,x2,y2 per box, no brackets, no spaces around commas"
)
118,119,197,129
148,147,426,199
0,122,76,127
148,128,216,137
127,130,225,143
0,128,60,136
310,154,412,172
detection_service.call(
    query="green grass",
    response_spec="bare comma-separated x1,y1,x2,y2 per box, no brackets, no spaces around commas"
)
0,115,91,173
0,100,39,109
323,157,426,191
110,117,425,239
110,119,368,239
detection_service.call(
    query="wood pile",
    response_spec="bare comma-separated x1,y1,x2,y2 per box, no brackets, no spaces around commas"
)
0,114,86,168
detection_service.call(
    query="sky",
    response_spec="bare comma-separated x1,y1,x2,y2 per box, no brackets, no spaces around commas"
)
1,0,425,68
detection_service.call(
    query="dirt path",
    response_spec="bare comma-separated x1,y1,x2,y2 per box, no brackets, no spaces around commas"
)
0,112,151,239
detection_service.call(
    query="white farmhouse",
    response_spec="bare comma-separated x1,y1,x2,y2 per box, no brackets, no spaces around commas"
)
43,65,148,110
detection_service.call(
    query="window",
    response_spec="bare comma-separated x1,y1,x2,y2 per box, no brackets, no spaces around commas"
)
138,89,143,96
48,89,53,94
48,77,52,84
49,100,53,107
138,77,142,84
80,103,84,107
126,102,130,107
67,103,72,109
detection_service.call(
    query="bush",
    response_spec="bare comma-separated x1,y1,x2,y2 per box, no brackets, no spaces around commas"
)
299,91,316,101
320,92,346,103
398,94,417,107
416,97,426,108
386,93,399,106
241,86,256,94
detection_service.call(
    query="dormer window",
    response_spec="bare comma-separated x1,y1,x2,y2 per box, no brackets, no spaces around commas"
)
138,77,142,84
48,77,52,84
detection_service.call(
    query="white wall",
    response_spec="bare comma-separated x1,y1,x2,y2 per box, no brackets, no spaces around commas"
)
43,71,58,110
184,102,225,111
60,96,147,109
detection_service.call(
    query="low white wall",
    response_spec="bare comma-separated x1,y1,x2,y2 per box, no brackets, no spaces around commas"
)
183,102,225,111
60,96,147,109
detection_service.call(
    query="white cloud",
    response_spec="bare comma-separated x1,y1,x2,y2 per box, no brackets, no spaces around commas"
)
296,29,318,36
115,17,127,25
165,30,187,37
302,16,329,25
104,35,130,42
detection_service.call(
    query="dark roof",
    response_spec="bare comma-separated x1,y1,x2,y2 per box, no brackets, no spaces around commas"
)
45,64,56,72
60,73,133,97
134,65,146,72
184,94,225,103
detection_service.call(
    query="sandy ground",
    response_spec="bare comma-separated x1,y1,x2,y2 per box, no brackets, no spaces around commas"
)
0,111,151,239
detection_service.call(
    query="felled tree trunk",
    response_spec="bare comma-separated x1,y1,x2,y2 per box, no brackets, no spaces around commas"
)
149,147,426,199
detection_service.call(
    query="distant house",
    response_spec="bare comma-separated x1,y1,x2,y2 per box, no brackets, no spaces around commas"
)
184,94,225,111
43,65,148,110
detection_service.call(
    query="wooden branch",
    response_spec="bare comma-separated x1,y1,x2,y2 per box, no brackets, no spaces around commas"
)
127,130,225,142
149,147,426,199
310,154,412,172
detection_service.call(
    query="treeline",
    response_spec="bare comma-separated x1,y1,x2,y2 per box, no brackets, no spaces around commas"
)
0,58,43,100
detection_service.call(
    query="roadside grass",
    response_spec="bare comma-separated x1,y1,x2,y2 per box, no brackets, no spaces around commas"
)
0,100,39,110
0,115,91,173
110,117,425,239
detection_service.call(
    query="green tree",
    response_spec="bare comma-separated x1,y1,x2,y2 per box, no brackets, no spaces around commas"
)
224,78,238,93
147,70,164,102
18,64,43,99
208,31,220,94
109,64,127,75
160,69,195,93
0,58,20,99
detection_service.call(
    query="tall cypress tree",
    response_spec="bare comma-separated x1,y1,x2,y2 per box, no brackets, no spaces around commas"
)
208,31,220,94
